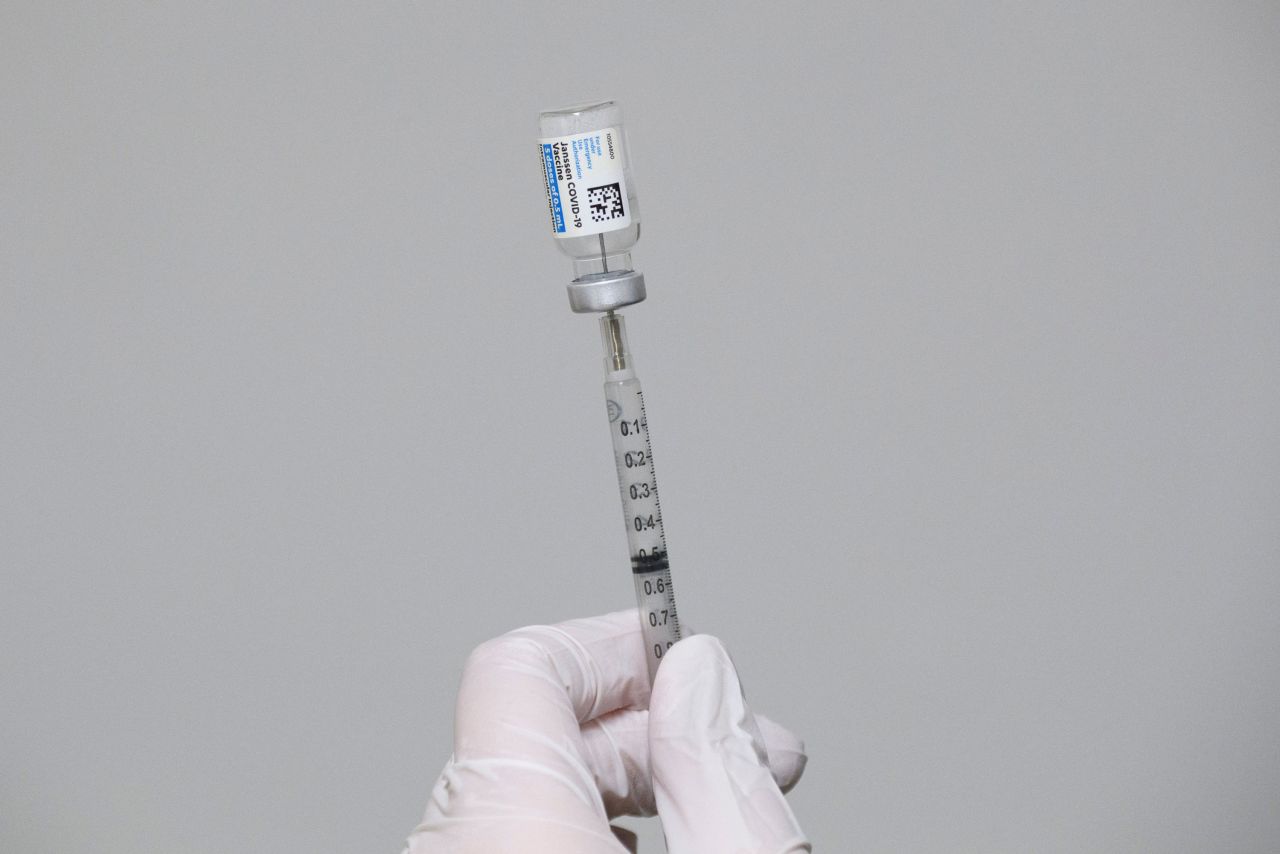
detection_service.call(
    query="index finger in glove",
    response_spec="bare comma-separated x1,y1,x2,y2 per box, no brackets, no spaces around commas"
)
455,609,650,754
421,610,649,841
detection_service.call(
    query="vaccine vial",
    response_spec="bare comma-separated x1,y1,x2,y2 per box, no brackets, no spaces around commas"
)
538,100,642,278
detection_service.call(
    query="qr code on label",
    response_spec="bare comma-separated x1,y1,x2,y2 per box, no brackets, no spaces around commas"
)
588,183,625,223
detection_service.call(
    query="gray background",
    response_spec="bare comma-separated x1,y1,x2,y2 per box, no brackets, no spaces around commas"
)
2,2,1278,852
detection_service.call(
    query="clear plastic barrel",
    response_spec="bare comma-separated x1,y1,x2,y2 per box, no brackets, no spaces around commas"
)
599,313,681,680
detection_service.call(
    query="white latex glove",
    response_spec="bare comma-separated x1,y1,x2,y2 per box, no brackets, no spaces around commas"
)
404,610,809,853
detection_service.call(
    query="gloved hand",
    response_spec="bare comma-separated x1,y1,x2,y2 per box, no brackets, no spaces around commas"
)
404,610,809,853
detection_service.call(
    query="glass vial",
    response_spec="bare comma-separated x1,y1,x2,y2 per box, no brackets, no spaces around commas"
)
538,100,642,278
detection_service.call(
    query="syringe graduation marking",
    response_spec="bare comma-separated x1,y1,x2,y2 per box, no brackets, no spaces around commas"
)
638,389,667,553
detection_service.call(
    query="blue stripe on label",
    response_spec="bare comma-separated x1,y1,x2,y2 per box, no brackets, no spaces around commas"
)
542,143,564,233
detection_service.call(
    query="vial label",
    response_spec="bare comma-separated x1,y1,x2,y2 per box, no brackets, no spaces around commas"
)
539,127,631,238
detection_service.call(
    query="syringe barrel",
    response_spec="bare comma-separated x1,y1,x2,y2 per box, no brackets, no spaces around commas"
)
604,371,681,681
538,100,641,278
599,313,681,681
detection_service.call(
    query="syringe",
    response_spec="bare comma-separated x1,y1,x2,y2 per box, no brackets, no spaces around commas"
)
538,100,682,681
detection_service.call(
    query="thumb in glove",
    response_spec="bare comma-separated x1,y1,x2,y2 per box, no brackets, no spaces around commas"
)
648,635,811,853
